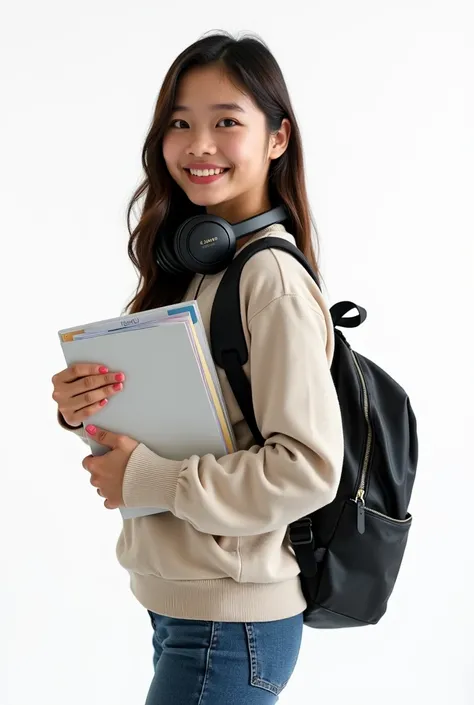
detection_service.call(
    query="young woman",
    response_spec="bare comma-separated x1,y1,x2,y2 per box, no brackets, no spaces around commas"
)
52,32,344,704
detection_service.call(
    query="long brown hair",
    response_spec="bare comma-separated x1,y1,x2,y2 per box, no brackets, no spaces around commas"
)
125,31,320,314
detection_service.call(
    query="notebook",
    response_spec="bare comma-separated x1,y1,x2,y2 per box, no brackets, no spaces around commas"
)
58,302,235,519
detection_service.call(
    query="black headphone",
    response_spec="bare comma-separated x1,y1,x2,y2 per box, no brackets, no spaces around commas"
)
155,204,289,276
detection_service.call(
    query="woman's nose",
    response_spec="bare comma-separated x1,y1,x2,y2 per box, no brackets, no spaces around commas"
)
185,129,217,157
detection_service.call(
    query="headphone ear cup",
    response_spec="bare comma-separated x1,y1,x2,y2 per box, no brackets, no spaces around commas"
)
155,228,185,275
173,220,193,269
175,215,237,274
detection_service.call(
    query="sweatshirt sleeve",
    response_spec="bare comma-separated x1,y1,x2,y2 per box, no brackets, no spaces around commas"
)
122,293,344,537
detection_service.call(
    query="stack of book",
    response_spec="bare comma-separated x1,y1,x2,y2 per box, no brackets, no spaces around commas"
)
58,301,236,519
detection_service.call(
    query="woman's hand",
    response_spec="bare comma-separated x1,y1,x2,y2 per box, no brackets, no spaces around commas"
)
82,425,139,509
52,363,125,427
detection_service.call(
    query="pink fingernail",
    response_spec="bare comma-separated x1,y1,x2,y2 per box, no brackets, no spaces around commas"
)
86,425,97,435
113,383,122,391
99,366,108,374
99,399,108,407
115,373,125,382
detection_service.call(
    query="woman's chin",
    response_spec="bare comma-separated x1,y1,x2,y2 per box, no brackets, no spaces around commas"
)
185,190,228,208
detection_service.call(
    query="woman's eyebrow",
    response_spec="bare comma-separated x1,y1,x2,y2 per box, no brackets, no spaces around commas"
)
172,102,246,113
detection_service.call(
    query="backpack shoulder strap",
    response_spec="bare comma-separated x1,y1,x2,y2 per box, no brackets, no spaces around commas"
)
211,237,325,580
210,237,320,446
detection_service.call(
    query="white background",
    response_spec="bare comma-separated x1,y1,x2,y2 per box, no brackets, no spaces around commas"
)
2,1,473,703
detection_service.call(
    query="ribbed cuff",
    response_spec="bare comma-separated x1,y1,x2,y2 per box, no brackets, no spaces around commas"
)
122,443,183,511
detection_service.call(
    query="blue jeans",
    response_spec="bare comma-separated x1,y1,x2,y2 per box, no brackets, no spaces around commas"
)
145,610,304,704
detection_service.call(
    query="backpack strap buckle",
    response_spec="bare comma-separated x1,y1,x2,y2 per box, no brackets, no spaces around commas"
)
289,517,314,546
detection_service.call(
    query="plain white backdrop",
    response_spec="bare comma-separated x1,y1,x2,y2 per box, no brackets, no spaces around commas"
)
1,1,473,703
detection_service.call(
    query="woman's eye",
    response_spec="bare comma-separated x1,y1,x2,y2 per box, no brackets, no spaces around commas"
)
217,118,238,128
170,119,188,129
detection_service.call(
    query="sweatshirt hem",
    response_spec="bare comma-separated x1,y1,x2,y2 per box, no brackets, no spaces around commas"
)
128,574,307,622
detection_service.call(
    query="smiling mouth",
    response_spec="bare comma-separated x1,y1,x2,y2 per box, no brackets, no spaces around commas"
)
184,167,231,184
184,167,230,177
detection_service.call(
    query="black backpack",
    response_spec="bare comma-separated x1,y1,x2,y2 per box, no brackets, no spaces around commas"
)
210,238,418,628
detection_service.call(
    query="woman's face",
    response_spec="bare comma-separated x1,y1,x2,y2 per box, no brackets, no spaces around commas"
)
162,64,290,224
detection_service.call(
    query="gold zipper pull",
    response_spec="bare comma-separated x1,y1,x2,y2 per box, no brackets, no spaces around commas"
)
356,489,365,534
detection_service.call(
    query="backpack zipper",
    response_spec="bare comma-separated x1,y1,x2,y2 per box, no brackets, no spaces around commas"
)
349,349,373,535
349,350,411,531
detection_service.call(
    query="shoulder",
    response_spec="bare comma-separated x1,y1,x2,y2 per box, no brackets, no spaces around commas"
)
238,230,329,325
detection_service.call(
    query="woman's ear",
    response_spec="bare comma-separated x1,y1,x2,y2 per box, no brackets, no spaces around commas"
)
269,118,291,161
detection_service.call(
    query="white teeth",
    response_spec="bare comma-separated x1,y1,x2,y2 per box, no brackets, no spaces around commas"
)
189,168,225,176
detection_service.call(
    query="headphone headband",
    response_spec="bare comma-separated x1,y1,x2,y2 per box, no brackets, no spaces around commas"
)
232,205,288,239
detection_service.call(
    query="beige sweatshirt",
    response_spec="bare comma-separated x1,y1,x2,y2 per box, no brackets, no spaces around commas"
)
60,224,344,622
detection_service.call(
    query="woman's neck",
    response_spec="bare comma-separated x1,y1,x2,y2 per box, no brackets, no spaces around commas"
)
206,191,272,226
